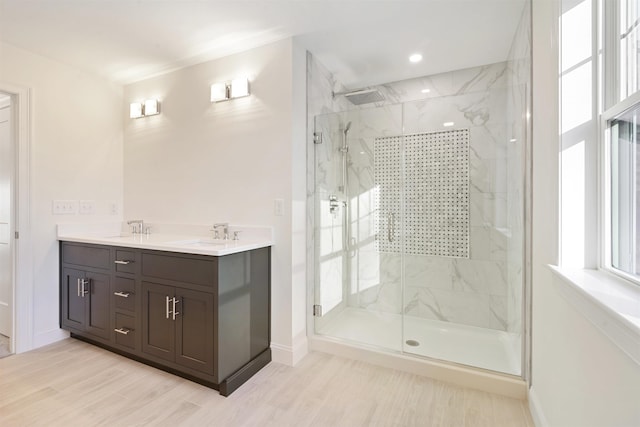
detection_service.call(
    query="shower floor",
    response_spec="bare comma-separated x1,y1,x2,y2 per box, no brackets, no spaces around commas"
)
316,307,521,376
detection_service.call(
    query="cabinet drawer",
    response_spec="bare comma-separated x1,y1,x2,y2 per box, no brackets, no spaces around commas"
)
112,277,136,312
114,313,136,350
142,253,216,287
114,249,137,274
62,244,110,270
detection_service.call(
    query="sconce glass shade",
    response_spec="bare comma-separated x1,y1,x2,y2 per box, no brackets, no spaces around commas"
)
130,102,143,118
211,82,228,102
230,77,250,98
144,99,159,116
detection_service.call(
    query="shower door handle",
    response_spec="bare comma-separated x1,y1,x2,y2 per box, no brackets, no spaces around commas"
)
388,212,395,242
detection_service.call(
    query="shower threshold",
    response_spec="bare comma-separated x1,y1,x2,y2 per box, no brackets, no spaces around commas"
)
316,307,521,376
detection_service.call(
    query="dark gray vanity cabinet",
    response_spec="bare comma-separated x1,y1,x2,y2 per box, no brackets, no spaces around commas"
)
59,241,271,396
60,244,111,341
141,281,215,375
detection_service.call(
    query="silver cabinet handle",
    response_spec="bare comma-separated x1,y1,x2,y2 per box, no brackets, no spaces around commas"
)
171,298,180,320
80,278,89,297
114,260,132,265
114,291,130,298
114,327,131,335
77,278,81,297
165,296,180,320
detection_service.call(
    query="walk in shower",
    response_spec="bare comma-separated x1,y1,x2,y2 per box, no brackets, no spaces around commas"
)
308,25,530,377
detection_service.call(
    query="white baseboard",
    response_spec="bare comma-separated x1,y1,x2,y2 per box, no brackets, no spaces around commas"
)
271,334,309,366
528,386,549,427
31,328,69,350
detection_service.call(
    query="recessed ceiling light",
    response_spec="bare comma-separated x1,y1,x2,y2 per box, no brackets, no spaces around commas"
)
409,53,423,63
443,122,454,127
421,89,431,93
510,138,518,142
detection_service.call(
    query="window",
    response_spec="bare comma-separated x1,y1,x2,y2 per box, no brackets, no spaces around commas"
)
620,0,640,100
602,0,640,283
608,104,640,281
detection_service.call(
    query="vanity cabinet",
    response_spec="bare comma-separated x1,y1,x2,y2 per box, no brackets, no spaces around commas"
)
60,244,111,341
59,241,271,396
141,282,215,375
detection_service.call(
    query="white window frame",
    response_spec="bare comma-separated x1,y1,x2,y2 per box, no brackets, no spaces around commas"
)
600,92,640,285
600,0,640,286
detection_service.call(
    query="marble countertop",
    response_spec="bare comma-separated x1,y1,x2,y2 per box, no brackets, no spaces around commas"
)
57,223,272,256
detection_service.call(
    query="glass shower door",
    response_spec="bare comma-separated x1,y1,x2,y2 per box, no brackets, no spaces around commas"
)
313,105,404,351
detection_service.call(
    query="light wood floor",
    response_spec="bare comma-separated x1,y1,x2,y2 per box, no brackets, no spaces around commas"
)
0,338,534,427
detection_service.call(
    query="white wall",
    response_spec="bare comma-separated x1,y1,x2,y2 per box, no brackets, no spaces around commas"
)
530,1,640,426
0,42,124,349
123,38,307,364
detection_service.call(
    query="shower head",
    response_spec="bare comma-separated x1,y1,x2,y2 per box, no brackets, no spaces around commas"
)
344,121,352,134
334,88,385,105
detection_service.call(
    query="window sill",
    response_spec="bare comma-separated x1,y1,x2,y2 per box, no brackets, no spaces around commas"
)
548,265,640,366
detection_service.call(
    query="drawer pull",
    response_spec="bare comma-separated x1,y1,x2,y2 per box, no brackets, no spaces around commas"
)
114,260,133,265
114,327,131,335
114,291,130,298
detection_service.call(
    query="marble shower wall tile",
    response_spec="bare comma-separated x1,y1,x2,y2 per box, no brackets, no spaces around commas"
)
470,193,508,227
406,287,495,329
452,259,508,297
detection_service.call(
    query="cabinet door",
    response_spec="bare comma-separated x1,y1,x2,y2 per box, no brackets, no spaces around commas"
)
61,268,85,330
142,281,175,363
85,271,111,340
175,288,214,375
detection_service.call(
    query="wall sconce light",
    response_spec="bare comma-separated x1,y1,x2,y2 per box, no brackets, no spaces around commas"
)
130,102,143,119
130,99,160,118
144,99,160,116
210,82,228,103
230,77,250,98
210,77,250,102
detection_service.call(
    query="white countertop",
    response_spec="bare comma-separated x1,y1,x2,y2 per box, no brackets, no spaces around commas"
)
57,223,272,256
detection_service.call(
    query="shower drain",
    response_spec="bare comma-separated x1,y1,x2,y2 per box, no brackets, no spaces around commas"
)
405,339,420,347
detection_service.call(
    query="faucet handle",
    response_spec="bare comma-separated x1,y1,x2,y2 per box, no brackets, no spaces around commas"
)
233,231,242,241
212,223,230,239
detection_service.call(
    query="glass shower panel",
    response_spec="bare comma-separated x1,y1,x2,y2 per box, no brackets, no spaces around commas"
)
400,87,524,376
313,112,345,325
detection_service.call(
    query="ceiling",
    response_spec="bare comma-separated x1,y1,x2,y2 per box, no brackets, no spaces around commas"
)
0,0,527,89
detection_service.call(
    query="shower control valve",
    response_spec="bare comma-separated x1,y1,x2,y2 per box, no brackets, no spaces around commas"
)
329,195,340,215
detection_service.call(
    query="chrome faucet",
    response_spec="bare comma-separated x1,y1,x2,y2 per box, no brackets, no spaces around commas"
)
212,223,229,240
127,219,144,234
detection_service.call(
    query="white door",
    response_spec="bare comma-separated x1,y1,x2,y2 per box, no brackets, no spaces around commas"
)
0,97,12,338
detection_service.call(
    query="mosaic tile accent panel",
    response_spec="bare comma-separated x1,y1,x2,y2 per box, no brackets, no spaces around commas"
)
374,135,402,254
375,130,470,258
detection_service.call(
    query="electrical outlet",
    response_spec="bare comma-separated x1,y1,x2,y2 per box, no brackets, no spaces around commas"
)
79,200,96,215
52,200,78,215
109,201,119,215
274,198,284,216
